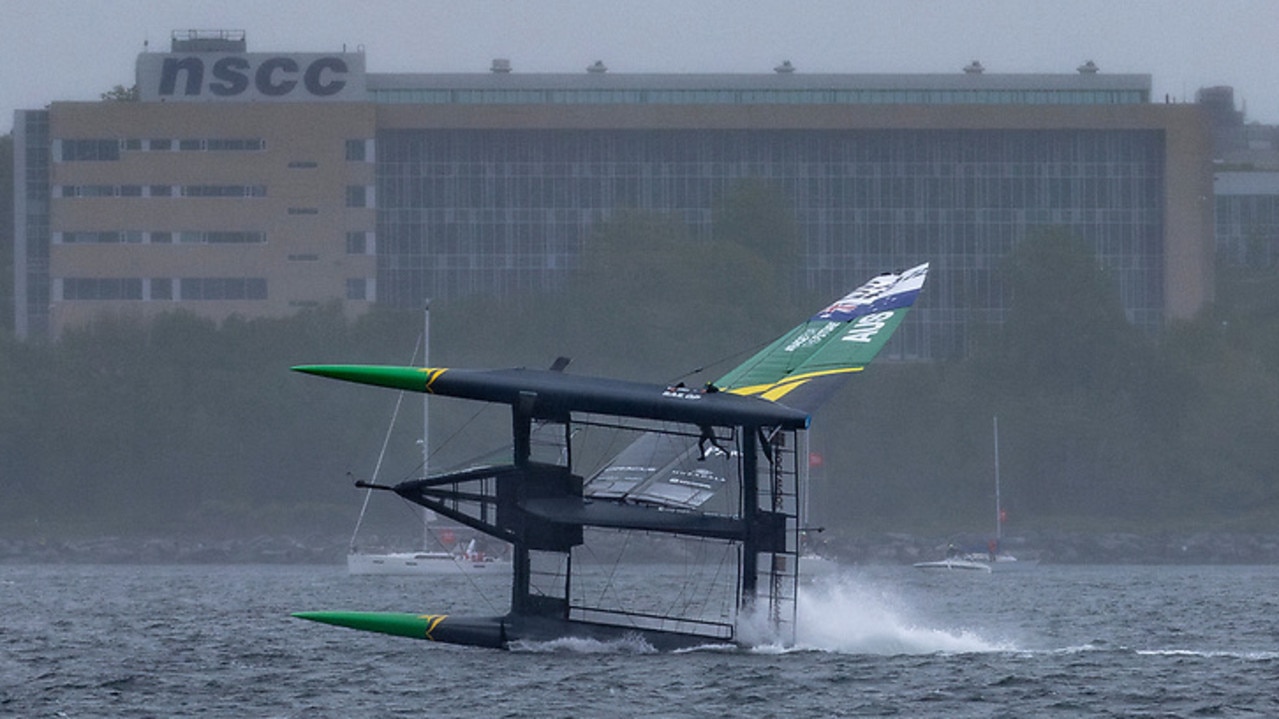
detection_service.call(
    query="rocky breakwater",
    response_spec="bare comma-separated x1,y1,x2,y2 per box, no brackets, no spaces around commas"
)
817,530,1279,566
0,534,349,564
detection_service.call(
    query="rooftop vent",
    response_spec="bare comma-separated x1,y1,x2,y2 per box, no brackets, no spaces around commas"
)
587,60,607,73
490,58,512,73
774,60,795,74
963,60,985,75
170,29,246,53
1077,60,1099,74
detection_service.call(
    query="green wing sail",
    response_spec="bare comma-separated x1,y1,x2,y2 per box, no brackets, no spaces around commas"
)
716,262,928,413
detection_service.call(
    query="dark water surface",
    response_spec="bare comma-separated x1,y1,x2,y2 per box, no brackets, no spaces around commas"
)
4,563,1278,717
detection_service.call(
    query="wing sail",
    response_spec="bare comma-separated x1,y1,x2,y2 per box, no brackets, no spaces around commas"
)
583,263,928,510
715,262,928,413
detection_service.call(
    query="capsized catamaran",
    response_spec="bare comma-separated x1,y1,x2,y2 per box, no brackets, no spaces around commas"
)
293,263,928,650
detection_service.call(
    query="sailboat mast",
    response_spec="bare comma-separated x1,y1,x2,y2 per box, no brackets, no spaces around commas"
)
422,300,432,548
423,299,430,475
993,415,1001,542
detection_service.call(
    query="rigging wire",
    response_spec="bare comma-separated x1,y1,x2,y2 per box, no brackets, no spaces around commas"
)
663,331,777,387
349,333,422,552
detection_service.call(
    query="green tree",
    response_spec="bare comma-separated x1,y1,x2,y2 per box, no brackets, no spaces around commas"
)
712,178,802,281
991,226,1147,395
100,84,139,102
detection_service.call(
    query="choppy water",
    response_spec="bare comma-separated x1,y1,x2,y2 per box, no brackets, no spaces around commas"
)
4,563,1278,717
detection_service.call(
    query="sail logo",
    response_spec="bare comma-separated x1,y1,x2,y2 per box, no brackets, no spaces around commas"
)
662,386,703,400
784,321,840,352
841,311,896,342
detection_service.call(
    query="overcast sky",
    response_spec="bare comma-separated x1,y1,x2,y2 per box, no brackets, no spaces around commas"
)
3,0,1277,133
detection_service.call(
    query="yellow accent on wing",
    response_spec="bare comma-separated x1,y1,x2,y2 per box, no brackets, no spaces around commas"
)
424,368,448,393
728,367,864,401
417,613,448,641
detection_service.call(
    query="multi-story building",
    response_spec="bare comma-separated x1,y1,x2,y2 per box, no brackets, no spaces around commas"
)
1200,86,1279,269
13,31,1215,358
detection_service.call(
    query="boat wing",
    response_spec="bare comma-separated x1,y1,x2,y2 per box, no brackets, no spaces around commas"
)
583,263,929,510
714,262,929,412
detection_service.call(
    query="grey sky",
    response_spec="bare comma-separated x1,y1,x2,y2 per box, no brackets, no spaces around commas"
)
3,0,1277,133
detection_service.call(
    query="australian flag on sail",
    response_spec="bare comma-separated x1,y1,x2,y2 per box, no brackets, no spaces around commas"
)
814,264,929,323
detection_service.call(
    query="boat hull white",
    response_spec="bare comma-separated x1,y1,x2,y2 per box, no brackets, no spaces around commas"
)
347,551,510,576
985,556,1039,572
913,555,1038,573
912,558,993,573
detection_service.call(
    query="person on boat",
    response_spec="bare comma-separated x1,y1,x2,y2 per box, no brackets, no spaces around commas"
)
697,423,730,461
695,383,731,460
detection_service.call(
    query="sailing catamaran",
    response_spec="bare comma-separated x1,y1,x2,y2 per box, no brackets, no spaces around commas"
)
294,263,929,649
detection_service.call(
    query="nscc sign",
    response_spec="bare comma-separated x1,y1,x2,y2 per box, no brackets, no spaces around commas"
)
137,53,367,102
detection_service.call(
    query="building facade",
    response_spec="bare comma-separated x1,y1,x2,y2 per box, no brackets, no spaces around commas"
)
13,33,1215,358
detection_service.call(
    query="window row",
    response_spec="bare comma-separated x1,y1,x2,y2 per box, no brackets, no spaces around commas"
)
56,230,266,245
57,276,377,303
57,137,265,161
371,88,1147,107
377,129,1162,166
56,137,375,162
56,184,374,204
52,230,376,254
58,184,267,198
58,277,268,301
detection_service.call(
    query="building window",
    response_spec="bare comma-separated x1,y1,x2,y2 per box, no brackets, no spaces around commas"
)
149,278,172,300
60,139,120,162
205,231,266,244
346,278,371,300
181,185,267,198
179,277,267,300
345,139,368,161
205,138,265,151
346,231,370,254
62,277,143,300
346,185,368,208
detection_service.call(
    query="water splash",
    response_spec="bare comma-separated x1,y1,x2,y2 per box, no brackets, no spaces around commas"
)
785,575,1013,655
508,634,659,654
514,573,1017,655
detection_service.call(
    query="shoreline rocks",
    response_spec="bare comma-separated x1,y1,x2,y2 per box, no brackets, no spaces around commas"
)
2,530,1278,566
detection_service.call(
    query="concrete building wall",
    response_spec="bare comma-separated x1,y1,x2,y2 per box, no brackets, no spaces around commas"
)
45,102,377,335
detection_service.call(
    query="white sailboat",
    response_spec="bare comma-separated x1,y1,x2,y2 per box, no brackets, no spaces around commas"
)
347,302,509,576
915,416,1037,573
